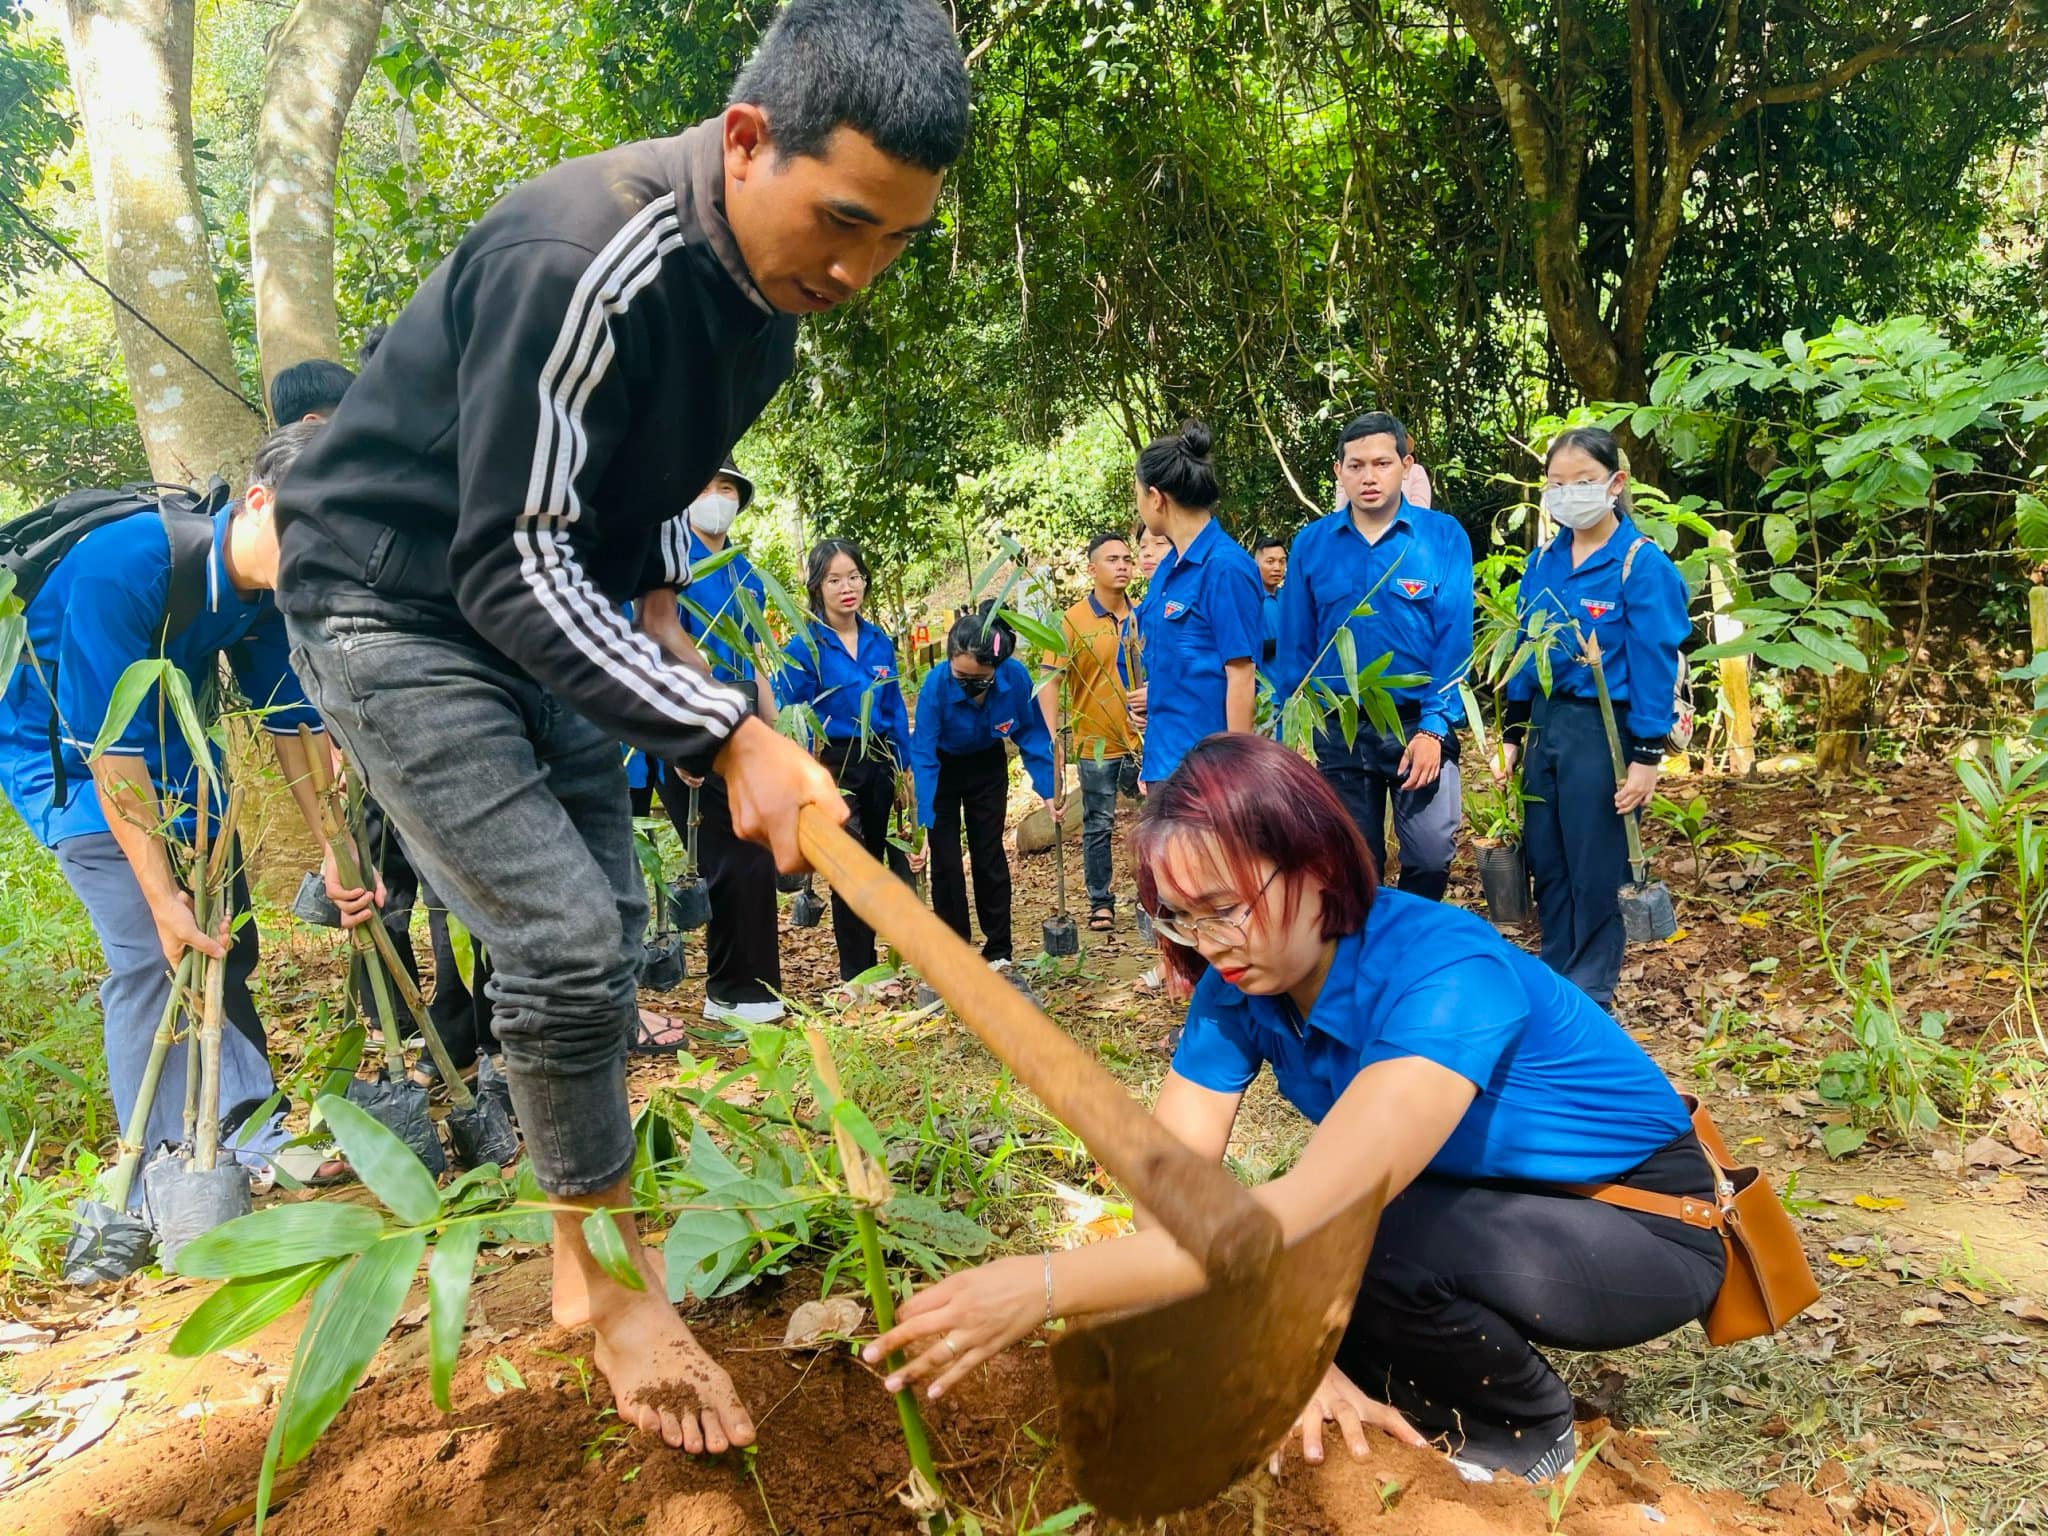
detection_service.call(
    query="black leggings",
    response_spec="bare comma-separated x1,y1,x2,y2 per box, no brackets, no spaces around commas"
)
928,745,1013,962
818,744,910,980
1337,1141,1724,1475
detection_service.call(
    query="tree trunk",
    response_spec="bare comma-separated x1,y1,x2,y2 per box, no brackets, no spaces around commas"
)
1813,622,1879,776
250,0,384,406
61,0,263,485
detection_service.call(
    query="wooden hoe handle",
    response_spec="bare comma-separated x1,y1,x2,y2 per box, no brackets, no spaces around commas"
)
796,803,1280,1284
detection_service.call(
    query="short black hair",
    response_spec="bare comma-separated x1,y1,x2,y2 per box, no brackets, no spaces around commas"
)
1086,530,1131,560
249,420,323,494
1337,411,1410,461
1136,419,1220,511
1252,535,1287,555
729,0,970,174
803,537,870,617
269,359,355,425
946,600,1016,666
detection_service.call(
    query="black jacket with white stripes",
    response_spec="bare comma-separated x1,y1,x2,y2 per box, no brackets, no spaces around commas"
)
275,118,795,772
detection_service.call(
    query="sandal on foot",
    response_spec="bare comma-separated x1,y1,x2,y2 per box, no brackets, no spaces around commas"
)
630,1009,691,1055
1087,906,1115,933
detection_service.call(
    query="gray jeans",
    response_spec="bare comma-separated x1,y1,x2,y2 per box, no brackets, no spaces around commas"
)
1075,753,1140,909
55,832,284,1206
285,614,643,1197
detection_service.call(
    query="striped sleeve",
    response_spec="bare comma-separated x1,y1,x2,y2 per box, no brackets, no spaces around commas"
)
445,218,748,772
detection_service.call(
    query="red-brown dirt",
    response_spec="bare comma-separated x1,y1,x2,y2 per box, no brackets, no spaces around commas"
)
11,1254,1875,1536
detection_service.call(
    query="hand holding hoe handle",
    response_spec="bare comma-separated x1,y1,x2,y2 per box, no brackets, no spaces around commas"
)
794,802,1279,1284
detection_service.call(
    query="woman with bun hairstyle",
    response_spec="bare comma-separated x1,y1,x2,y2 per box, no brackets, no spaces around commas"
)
862,734,1722,1486
1124,420,1265,789
1499,428,1690,1006
908,603,1059,966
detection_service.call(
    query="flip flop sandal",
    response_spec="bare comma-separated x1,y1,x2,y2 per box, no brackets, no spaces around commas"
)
1088,906,1116,932
306,1153,354,1187
630,1009,691,1056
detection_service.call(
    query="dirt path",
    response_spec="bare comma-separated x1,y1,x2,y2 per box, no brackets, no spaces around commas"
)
4,761,2046,1534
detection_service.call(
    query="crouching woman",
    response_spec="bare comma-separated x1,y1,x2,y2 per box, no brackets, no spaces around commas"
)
865,733,1723,1482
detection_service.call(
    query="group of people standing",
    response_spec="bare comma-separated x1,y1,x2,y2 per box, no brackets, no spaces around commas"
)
5,0,1749,1496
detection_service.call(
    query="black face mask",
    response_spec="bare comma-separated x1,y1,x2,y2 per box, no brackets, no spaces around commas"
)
955,672,994,698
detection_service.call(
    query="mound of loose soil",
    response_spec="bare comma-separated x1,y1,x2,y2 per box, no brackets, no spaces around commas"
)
13,1255,1862,1536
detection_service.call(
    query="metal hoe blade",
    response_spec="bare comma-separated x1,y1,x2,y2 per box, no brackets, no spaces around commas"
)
1052,1191,1384,1520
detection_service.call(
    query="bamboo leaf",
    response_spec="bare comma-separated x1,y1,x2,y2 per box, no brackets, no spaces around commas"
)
318,1092,442,1226
580,1208,645,1292
277,1232,428,1468
173,1201,386,1279
169,1261,336,1356
428,1221,482,1411
88,658,175,760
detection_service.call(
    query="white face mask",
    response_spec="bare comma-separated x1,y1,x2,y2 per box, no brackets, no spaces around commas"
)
687,492,740,537
1541,478,1617,529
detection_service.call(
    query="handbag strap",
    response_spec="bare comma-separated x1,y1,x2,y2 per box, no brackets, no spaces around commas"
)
1574,1093,1737,1231
1572,1181,1724,1230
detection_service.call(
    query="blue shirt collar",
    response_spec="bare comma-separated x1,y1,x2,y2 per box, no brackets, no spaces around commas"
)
1546,514,1634,572
1173,517,1225,569
1334,498,1415,545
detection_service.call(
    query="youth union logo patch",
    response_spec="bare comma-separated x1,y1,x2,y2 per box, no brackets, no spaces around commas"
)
1162,600,1187,620
1580,599,1615,620
994,719,1015,736
871,665,891,680
1397,579,1428,598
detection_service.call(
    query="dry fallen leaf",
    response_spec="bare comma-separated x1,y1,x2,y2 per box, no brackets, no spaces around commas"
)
782,1296,867,1350
1899,1306,1946,1327
1852,1194,1905,1210
1998,1297,2048,1325
0,1324,51,1357
2003,1117,2044,1158
1963,1135,2026,1170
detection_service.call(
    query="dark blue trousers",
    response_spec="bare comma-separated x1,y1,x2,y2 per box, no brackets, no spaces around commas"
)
1314,721,1461,902
1521,697,1629,1004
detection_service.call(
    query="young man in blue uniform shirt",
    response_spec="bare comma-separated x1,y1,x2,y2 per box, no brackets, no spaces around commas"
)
1275,412,1474,901
0,424,376,1200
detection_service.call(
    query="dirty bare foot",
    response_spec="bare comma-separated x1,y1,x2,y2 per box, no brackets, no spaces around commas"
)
552,1240,666,1330
592,1282,755,1455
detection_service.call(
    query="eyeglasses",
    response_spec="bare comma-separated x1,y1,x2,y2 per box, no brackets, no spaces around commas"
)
822,571,868,589
1145,867,1281,951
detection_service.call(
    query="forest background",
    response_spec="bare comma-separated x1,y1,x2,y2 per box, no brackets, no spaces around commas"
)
5,0,2048,775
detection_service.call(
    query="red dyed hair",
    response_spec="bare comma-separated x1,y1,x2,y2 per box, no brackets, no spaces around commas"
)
1132,733,1378,992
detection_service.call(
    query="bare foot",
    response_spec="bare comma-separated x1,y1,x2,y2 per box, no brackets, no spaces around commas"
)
592,1286,755,1454
553,1242,667,1330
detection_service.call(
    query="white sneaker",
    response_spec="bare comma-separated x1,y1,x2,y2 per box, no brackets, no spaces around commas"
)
703,997,787,1025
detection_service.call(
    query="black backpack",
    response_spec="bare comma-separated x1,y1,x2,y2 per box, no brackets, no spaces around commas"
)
0,479,230,804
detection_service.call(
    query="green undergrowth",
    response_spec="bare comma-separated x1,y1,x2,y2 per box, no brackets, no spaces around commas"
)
0,805,104,1292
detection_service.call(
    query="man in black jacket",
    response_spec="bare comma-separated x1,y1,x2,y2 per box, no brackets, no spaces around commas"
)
275,0,969,1455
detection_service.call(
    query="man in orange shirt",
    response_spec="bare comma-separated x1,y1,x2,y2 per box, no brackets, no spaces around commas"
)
1038,531,1142,932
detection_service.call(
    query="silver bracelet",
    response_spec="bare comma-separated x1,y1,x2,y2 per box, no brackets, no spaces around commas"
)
1043,1253,1056,1325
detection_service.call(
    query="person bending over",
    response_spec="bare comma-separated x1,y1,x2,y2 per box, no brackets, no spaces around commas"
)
864,734,1723,1484
273,0,969,1455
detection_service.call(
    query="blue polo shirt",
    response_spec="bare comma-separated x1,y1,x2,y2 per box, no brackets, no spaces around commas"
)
0,506,323,849
1260,589,1281,668
1505,518,1690,743
775,617,911,763
1172,889,1692,1184
1138,519,1265,783
908,658,1056,828
1275,501,1473,736
675,528,769,685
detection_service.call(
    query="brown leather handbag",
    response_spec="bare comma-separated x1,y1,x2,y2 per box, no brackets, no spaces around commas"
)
1577,1095,1820,1345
